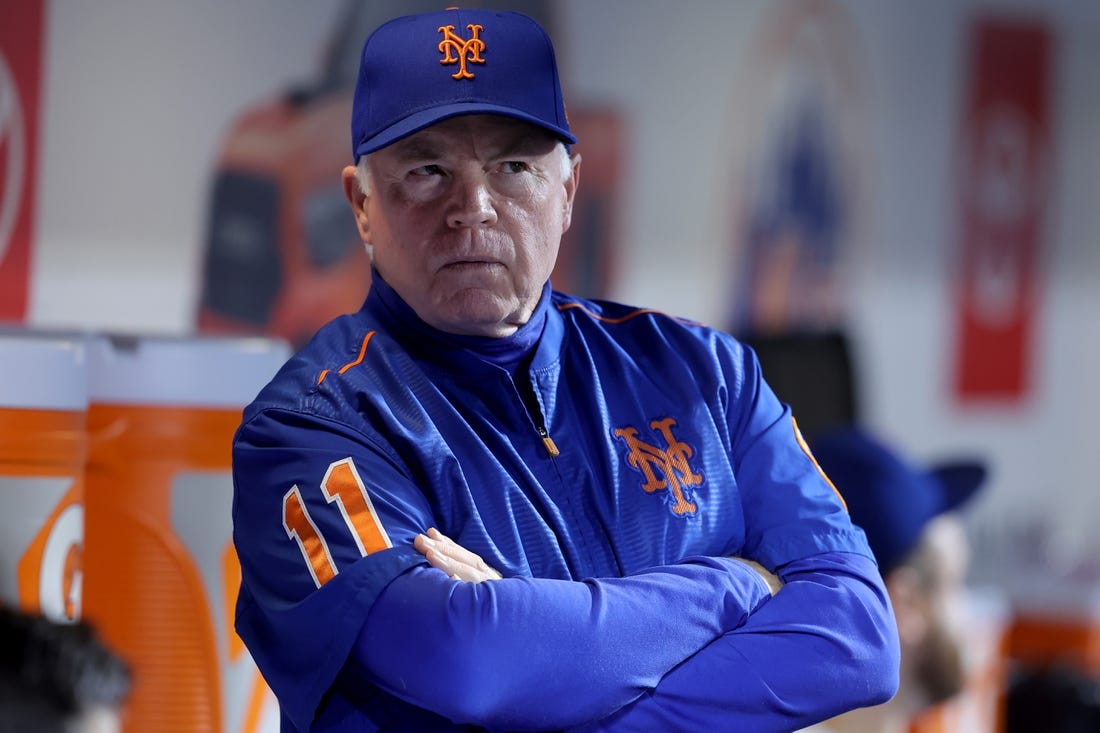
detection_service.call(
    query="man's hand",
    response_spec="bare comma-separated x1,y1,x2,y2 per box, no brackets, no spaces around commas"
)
730,557,783,596
413,529,780,596
414,527,503,583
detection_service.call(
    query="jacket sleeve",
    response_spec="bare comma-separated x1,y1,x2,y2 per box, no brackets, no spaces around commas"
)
342,556,776,730
561,340,897,732
234,407,774,732
233,408,434,732
569,550,901,733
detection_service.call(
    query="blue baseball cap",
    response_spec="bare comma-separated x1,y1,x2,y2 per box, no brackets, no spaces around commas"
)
351,8,576,159
810,426,987,574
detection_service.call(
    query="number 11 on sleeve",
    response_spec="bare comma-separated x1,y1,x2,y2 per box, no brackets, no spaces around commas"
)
281,457,394,589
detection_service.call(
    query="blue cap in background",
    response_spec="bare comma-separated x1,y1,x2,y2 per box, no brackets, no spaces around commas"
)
810,426,987,574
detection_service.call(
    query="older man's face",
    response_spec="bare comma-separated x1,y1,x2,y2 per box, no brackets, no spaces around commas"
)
350,115,578,337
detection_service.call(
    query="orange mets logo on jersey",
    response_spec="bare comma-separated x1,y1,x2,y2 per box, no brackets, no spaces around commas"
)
614,417,703,516
438,23,486,79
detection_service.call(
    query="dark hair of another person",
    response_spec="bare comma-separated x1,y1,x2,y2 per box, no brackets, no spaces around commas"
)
0,606,132,733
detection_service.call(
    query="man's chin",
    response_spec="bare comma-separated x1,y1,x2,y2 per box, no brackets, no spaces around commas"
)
433,296,524,337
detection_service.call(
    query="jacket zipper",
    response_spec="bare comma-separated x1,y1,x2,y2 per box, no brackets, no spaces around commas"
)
537,425,560,457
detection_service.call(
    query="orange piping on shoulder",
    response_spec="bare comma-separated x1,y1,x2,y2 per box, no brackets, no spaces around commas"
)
317,331,376,386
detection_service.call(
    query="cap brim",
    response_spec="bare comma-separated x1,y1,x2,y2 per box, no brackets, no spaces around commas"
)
355,102,577,157
929,461,987,513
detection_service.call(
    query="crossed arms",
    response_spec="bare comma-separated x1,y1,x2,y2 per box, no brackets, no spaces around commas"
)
234,412,899,732
337,529,897,731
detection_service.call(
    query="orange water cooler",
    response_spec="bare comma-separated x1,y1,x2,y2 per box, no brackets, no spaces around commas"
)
0,331,87,622
81,334,290,733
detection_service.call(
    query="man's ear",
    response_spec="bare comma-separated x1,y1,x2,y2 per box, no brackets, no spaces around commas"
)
342,165,371,243
560,154,581,234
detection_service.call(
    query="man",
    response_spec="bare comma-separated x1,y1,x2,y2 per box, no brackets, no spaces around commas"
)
231,8,899,732
804,426,987,733
0,607,132,733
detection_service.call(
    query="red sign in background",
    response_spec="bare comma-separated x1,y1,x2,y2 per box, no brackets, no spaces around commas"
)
0,0,45,323
953,18,1053,401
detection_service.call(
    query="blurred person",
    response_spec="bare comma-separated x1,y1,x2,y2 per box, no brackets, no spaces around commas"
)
1005,664,1100,733
801,426,987,733
0,606,132,733
232,7,900,732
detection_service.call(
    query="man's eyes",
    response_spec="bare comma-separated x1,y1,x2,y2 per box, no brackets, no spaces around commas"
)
410,164,444,176
406,161,531,177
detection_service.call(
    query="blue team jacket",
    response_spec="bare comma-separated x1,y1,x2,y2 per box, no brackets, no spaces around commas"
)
232,275,899,732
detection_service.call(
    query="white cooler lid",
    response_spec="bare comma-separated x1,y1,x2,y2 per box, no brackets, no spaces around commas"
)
0,330,87,411
86,333,291,408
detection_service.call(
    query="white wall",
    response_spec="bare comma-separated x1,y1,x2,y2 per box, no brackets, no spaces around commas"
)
852,0,1100,586
30,0,345,332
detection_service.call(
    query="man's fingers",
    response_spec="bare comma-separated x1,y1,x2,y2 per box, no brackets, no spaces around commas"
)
730,557,783,596
412,532,434,558
415,529,502,582
424,547,456,577
426,528,502,578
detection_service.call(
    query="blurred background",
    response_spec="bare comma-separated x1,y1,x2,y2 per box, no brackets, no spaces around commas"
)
1,0,1097,731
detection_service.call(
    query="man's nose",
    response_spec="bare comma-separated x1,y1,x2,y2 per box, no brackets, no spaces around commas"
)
447,175,498,228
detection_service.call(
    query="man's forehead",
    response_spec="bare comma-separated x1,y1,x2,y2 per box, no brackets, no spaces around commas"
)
381,115,559,159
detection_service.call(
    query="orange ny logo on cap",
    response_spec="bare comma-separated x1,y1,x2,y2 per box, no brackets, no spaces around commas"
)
438,23,485,79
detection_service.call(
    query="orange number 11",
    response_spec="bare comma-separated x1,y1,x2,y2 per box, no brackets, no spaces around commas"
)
282,458,392,588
